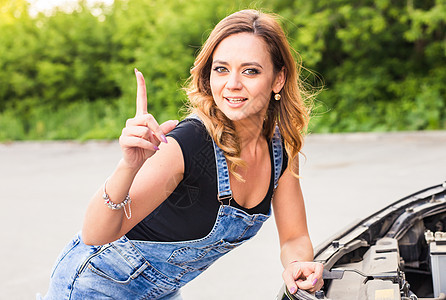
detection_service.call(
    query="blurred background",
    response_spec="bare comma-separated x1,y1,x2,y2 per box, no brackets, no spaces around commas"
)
0,0,445,299
0,0,445,141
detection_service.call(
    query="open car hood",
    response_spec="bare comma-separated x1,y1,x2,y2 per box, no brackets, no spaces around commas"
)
277,181,446,300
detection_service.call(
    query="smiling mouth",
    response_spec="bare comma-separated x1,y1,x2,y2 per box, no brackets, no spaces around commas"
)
225,97,248,104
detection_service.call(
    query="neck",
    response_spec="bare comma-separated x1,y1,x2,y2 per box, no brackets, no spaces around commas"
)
233,116,265,153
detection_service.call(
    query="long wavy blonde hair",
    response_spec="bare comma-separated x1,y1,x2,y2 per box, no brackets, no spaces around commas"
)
185,9,312,180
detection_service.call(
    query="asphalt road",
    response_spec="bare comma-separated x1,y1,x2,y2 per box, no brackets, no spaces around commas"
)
1,131,445,299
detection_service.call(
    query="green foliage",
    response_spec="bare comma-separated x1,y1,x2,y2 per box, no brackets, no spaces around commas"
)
0,0,445,141
273,0,446,133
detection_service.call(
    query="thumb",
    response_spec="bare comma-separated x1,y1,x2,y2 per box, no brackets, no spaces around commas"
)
159,120,179,135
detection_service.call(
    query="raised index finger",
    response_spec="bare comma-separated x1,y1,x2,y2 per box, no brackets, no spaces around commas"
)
134,68,147,116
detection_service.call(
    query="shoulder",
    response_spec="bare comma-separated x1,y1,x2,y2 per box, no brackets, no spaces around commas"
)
167,118,210,150
167,118,214,176
168,117,207,133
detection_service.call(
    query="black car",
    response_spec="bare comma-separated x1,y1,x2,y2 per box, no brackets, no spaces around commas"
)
277,181,446,300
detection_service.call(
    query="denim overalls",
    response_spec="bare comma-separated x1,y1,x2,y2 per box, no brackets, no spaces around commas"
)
39,124,283,300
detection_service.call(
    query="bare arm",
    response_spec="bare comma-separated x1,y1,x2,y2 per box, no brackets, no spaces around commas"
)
82,138,183,245
81,69,182,245
273,158,323,293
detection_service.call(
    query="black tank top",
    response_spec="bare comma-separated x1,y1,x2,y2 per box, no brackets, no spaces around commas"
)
126,118,288,242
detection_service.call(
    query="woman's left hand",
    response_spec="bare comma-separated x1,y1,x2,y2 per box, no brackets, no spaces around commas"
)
282,261,324,295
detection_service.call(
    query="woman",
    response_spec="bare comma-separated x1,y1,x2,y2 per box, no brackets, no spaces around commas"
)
40,9,323,299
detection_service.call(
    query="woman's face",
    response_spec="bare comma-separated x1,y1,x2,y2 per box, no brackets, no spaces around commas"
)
210,32,284,123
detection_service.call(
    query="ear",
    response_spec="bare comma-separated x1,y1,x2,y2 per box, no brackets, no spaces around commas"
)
272,67,286,94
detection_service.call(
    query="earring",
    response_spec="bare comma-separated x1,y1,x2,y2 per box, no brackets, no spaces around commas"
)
274,93,281,101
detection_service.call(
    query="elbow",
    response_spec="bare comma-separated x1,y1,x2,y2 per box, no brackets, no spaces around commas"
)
81,229,116,246
81,230,101,246
81,217,123,245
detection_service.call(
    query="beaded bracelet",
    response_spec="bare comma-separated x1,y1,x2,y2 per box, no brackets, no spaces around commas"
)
103,180,132,219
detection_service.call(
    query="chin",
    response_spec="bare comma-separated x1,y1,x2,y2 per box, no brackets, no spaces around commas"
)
223,113,246,121
221,111,257,123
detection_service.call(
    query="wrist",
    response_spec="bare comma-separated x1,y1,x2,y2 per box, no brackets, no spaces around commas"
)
105,159,140,195
118,158,142,176
103,178,132,219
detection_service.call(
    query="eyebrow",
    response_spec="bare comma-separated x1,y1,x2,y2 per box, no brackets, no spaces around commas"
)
212,60,264,69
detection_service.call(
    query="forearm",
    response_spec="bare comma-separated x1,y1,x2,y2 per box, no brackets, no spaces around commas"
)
82,159,139,245
280,235,314,267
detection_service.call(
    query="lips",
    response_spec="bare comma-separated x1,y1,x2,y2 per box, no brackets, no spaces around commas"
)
225,97,248,104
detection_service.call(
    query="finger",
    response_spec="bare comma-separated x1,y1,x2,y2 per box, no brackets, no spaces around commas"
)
159,120,179,136
142,114,167,143
311,264,324,291
134,68,148,116
296,277,324,293
126,115,152,127
282,269,299,295
122,125,153,141
119,135,159,151
126,114,167,144
315,278,324,291
307,263,324,288
316,263,324,275
299,262,323,277
295,278,314,290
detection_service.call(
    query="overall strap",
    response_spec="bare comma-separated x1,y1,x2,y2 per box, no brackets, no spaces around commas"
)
186,114,232,204
212,141,233,205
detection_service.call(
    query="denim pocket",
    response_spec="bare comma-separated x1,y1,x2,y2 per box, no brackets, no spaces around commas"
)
167,239,245,270
85,246,149,284
50,233,81,278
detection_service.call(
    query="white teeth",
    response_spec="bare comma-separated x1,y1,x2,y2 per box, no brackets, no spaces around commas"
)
226,98,246,103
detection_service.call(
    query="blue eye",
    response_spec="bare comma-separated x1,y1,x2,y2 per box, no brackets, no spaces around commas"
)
213,66,228,73
243,68,260,75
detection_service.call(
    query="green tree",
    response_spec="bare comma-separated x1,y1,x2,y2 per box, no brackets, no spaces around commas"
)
0,0,444,141
272,0,446,132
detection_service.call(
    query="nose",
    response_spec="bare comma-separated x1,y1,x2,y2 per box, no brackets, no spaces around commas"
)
225,72,242,90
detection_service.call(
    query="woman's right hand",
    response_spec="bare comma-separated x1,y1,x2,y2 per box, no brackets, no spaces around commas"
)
119,69,178,170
